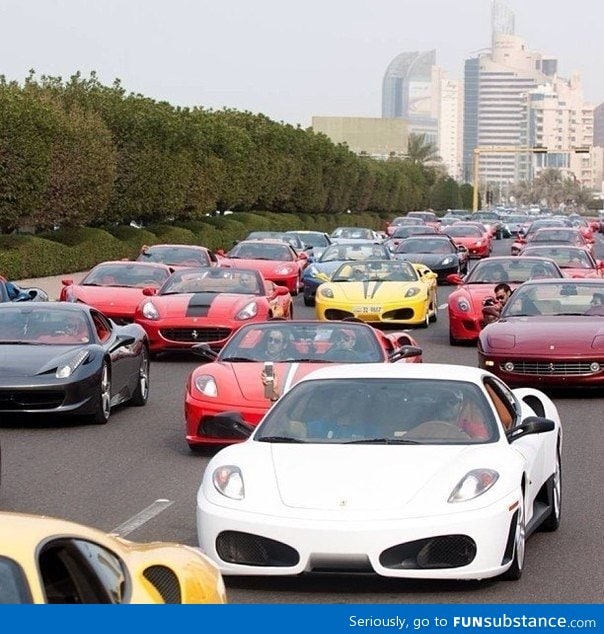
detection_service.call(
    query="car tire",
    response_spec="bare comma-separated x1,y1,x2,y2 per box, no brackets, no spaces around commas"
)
501,494,525,581
540,447,562,532
429,298,438,323
449,331,460,345
303,295,315,307
91,362,111,425
131,347,150,406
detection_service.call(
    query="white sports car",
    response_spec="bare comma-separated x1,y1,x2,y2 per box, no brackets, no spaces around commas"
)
196,364,562,580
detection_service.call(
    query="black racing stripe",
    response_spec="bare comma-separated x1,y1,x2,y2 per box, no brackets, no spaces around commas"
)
368,281,383,298
186,293,217,317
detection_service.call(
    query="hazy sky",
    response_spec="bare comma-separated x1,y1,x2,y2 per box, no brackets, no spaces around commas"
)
2,0,603,127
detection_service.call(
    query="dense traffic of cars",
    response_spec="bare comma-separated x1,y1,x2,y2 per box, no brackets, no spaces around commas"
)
5,206,602,597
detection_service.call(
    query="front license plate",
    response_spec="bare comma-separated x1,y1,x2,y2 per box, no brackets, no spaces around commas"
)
353,305,381,314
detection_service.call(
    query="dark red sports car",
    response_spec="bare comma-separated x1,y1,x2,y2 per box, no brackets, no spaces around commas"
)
184,320,422,449
134,267,292,354
60,261,172,324
478,278,604,387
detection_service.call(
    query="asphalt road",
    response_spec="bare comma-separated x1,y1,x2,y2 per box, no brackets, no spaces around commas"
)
4,237,604,603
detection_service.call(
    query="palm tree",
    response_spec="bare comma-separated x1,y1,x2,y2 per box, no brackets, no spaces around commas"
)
405,133,441,166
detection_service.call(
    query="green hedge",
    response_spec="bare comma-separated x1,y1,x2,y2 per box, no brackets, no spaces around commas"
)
3,211,389,280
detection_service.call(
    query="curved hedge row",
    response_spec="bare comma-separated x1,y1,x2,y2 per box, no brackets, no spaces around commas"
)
0,211,390,279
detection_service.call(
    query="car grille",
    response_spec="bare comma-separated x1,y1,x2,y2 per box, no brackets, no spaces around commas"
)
160,327,231,343
142,565,181,604
216,531,299,567
380,535,477,570
500,361,601,376
0,390,65,411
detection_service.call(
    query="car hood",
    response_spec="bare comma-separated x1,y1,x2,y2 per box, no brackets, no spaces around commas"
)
230,361,330,402
322,281,424,301
0,344,88,377
73,286,146,312
395,253,456,267
152,293,254,317
270,444,487,513
484,316,604,351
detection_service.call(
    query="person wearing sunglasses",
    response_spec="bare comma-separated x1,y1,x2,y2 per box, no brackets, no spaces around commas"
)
257,329,296,362
482,283,512,326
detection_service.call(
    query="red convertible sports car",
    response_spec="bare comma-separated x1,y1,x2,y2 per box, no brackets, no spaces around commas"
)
185,320,422,449
134,267,292,354
220,240,308,295
60,261,172,324
478,278,604,387
447,256,564,345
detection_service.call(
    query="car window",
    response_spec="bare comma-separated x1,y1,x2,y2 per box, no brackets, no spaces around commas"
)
0,557,32,603
39,538,127,604
91,310,113,342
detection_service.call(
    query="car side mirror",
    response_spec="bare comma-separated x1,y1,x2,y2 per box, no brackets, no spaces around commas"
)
506,416,555,442
142,287,157,296
273,285,290,297
62,279,74,286
446,273,463,285
389,344,423,362
191,343,218,360
202,411,254,440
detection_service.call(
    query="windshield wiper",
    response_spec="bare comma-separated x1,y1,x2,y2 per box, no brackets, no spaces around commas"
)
220,356,256,362
256,436,307,443
345,437,421,444
0,340,41,345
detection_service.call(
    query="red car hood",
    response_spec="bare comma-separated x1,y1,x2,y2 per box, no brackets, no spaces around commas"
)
230,361,329,402
72,286,148,315
484,316,604,352
225,258,296,275
151,293,256,318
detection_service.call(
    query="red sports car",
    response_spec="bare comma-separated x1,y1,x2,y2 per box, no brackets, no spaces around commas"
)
443,223,492,258
478,278,604,387
134,267,292,354
220,240,308,295
447,256,564,345
520,245,604,279
517,227,593,255
60,261,172,324
184,320,422,449
136,244,223,269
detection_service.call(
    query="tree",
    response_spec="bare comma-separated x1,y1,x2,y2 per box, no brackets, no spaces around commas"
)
405,133,441,166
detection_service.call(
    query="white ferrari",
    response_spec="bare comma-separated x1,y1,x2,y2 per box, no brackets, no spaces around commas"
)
196,363,562,580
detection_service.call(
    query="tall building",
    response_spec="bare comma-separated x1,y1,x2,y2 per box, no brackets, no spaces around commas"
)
438,77,464,180
594,102,604,147
381,50,439,146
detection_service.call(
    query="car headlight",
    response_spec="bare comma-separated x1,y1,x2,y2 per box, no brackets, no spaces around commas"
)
456,298,470,312
319,286,334,298
404,287,420,298
448,469,499,503
56,350,89,379
441,256,454,266
476,240,483,246
142,301,159,320
236,301,258,320
213,465,244,500
276,265,295,275
305,264,319,279
194,375,218,397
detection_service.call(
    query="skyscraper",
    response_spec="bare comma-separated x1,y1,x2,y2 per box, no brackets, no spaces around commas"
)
381,50,438,145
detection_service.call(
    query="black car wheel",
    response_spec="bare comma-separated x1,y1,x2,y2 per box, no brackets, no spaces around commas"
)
131,347,150,406
91,362,111,425
541,448,562,532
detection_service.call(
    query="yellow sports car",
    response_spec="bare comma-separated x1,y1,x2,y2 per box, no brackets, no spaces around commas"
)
315,259,438,326
0,512,227,604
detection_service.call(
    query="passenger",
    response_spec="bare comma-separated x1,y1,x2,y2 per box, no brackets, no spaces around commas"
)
324,328,362,361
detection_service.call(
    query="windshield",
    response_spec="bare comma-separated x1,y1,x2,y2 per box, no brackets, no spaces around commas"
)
84,264,169,288
160,268,261,295
503,282,604,317
396,238,454,254
138,246,210,266
465,258,562,284
219,322,384,362
256,378,498,444
319,244,389,262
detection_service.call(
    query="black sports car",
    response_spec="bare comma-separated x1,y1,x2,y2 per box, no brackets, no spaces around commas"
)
393,235,469,282
0,303,149,424
0,278,49,303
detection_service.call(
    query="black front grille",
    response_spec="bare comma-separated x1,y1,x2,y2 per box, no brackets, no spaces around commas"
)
380,535,477,570
216,531,299,567
142,565,182,604
382,307,414,320
324,309,354,320
0,390,65,411
160,327,231,343
501,361,600,376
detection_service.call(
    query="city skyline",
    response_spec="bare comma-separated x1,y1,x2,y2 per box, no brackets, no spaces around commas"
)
1,0,603,127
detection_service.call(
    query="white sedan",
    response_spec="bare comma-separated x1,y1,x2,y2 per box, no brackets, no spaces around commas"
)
196,363,562,581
